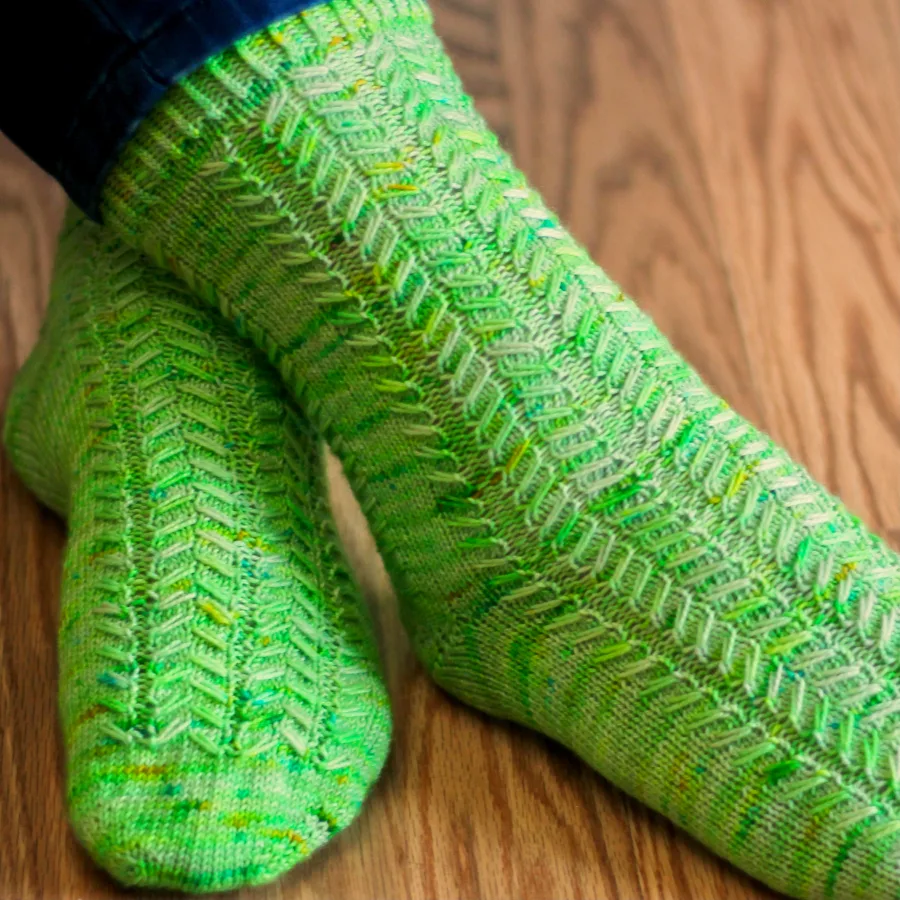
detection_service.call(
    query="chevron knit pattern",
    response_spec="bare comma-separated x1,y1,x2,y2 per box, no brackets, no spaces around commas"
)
3,211,391,893
100,1,900,896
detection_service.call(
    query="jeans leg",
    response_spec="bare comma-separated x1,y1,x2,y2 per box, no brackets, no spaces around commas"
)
1,0,327,217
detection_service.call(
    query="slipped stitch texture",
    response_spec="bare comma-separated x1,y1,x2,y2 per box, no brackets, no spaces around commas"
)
3,211,391,892
101,0,900,896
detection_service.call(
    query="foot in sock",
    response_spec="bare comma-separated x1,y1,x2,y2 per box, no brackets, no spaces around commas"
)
100,1,900,895
3,212,391,892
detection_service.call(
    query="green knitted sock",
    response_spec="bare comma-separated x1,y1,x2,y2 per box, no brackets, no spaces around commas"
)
3,211,390,893
100,1,900,895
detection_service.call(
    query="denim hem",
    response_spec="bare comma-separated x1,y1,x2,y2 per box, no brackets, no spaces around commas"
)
1,0,325,217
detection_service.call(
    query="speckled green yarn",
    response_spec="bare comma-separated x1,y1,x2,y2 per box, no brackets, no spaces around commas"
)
100,1,900,896
3,211,391,893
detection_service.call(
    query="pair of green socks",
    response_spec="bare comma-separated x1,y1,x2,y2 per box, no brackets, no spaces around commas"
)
8,0,900,896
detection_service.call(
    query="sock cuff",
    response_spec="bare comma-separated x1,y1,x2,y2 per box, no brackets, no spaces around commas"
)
101,0,436,226
273,0,434,49
313,0,433,28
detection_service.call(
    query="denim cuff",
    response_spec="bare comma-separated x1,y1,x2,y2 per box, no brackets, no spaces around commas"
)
1,0,324,218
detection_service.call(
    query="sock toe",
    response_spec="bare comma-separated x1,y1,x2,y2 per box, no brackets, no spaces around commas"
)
66,634,390,894
69,750,336,892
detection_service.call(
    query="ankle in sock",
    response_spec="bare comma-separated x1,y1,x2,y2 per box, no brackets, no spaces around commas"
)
3,211,391,892
101,2,900,896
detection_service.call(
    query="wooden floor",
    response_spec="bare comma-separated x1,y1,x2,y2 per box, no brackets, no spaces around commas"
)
3,0,900,897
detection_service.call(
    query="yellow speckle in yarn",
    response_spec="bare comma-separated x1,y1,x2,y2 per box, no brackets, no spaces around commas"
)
124,764,171,779
367,161,406,175
225,811,263,828
506,439,531,475
835,562,857,582
726,461,760,499
75,703,107,726
265,828,309,851
200,601,234,627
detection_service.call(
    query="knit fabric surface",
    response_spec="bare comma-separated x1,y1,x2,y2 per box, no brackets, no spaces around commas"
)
100,0,900,895
3,211,391,892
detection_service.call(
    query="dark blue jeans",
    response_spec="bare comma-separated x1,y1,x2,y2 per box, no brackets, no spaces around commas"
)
1,0,326,218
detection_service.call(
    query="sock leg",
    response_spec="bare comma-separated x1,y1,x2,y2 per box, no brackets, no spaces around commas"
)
4,211,390,892
101,2,900,896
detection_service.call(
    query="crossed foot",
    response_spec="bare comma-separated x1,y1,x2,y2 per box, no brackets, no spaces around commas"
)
6,1,900,897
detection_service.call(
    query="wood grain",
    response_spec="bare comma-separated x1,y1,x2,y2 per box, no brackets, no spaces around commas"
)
1,1,898,897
